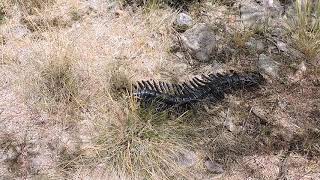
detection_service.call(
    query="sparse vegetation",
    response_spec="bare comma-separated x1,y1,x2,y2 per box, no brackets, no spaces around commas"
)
9,0,56,15
22,43,85,122
121,0,201,9
286,0,320,62
0,4,5,24
231,29,254,49
90,97,197,179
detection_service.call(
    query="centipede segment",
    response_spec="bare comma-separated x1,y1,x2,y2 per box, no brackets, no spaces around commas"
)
133,71,264,110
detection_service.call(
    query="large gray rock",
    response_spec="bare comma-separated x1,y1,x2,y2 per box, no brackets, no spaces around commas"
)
258,54,280,78
173,13,193,32
239,0,284,27
181,23,217,63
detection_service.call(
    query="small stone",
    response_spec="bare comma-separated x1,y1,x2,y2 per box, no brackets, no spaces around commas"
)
245,38,265,52
87,0,99,11
181,23,217,63
173,13,193,32
256,40,265,52
224,117,236,132
278,99,288,109
176,150,198,168
175,52,184,59
205,160,224,174
114,9,125,17
276,41,288,52
289,61,307,83
107,1,119,10
5,147,18,160
251,106,268,121
221,110,236,132
258,54,280,78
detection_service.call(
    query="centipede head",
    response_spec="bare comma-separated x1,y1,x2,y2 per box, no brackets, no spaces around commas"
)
246,71,266,87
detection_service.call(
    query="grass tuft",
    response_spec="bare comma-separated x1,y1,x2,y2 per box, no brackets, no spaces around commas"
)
90,95,197,179
286,0,320,61
26,54,84,121
106,61,133,100
40,57,78,104
231,29,254,50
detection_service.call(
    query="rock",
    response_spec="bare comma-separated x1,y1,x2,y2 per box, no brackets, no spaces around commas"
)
258,54,280,78
175,52,184,59
87,0,99,11
245,38,265,52
276,41,288,52
107,1,120,10
223,118,236,132
278,99,288,109
173,13,193,32
176,150,198,168
289,61,307,83
181,23,217,63
4,146,19,160
220,110,236,132
224,117,236,132
275,40,304,58
239,0,284,27
205,160,224,174
114,9,125,17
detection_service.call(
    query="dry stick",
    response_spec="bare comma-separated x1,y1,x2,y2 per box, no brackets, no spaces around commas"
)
276,150,290,180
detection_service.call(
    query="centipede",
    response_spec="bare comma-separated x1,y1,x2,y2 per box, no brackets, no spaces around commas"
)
132,71,264,111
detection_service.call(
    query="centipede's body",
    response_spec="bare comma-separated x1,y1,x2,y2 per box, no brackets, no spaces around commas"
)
133,71,264,110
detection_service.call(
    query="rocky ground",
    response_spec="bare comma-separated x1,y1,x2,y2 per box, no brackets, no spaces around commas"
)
0,0,320,179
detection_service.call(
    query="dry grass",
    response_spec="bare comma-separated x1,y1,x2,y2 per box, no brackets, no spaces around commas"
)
106,61,134,100
88,96,198,179
6,0,56,15
1,1,200,178
286,0,320,62
35,57,82,117
0,4,5,24
231,29,254,50
19,36,86,123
